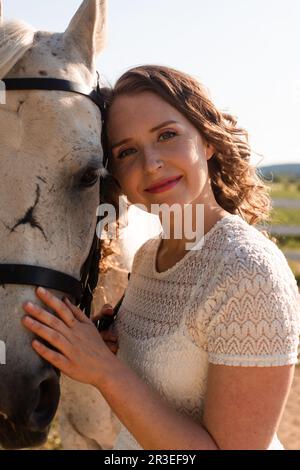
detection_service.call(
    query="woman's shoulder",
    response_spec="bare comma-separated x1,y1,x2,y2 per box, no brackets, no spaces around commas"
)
218,215,298,292
205,217,300,367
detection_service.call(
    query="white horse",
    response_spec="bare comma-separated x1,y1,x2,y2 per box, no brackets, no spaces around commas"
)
0,0,160,449
0,0,115,449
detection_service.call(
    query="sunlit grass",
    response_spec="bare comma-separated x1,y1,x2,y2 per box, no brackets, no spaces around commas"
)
286,260,300,287
269,208,300,226
270,182,300,200
276,236,300,251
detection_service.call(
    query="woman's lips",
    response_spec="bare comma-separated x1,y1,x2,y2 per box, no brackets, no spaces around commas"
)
145,176,183,193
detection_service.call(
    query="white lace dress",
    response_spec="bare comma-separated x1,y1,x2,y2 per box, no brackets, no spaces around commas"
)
113,214,300,450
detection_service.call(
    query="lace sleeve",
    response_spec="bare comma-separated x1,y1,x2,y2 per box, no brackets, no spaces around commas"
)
206,248,300,367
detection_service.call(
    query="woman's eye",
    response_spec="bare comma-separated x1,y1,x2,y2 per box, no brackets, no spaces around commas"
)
158,131,177,141
118,148,136,159
80,169,100,187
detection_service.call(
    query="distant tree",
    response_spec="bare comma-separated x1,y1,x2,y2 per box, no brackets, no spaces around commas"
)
283,178,291,191
287,176,299,184
272,174,283,184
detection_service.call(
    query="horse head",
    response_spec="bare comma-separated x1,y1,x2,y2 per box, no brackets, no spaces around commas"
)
0,0,107,449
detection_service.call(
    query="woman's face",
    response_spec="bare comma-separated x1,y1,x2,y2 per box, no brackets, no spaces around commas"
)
107,92,215,212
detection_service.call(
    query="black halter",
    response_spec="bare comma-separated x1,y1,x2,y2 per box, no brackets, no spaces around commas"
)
0,76,105,317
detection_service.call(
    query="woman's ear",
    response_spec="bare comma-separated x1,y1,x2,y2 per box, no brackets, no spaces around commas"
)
205,143,215,161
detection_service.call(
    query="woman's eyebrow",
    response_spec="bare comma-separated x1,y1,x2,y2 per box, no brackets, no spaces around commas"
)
111,138,131,151
150,120,179,133
111,120,179,151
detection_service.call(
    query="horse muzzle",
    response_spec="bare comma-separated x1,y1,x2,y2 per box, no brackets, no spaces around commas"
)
0,363,60,449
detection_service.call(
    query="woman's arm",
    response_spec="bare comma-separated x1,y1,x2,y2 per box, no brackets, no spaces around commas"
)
22,287,218,450
202,362,294,450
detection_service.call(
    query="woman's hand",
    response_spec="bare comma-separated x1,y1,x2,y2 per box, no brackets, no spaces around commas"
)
21,287,114,386
93,304,119,355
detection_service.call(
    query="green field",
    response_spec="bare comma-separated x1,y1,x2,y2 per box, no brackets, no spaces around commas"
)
270,182,300,200
275,236,300,251
264,180,300,284
269,208,300,226
287,260,300,287
271,235,300,285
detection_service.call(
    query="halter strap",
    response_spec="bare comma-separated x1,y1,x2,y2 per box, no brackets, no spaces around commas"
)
2,77,105,113
0,265,82,301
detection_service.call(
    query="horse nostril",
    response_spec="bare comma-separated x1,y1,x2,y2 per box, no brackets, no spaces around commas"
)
28,375,60,432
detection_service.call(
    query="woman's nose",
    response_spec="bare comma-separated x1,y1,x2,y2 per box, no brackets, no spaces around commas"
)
142,149,163,173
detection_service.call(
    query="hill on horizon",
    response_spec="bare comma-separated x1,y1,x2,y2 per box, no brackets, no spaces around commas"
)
258,163,300,179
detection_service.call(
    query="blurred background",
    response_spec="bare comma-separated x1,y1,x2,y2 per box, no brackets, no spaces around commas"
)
259,165,300,287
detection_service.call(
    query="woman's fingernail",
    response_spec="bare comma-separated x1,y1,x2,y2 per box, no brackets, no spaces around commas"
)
24,316,33,324
37,287,46,295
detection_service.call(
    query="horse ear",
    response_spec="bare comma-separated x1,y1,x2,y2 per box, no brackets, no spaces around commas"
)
64,0,107,66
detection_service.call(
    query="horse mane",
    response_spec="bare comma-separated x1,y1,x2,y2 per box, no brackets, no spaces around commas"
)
0,19,35,79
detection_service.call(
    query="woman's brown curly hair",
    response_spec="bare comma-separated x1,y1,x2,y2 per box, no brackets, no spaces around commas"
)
101,64,272,228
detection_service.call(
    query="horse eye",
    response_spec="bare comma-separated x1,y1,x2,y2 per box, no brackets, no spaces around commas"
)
80,169,100,187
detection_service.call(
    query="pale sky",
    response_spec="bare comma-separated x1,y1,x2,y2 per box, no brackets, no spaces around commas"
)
3,0,300,167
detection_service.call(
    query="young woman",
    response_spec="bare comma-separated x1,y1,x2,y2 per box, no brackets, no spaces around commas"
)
22,65,300,450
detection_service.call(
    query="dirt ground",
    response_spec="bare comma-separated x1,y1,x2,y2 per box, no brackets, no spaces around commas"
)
277,365,300,450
